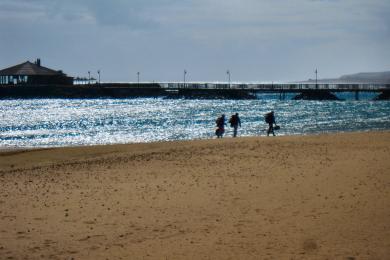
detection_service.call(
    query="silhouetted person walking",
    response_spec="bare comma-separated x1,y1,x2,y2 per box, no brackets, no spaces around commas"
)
229,113,241,137
265,111,276,136
215,114,226,138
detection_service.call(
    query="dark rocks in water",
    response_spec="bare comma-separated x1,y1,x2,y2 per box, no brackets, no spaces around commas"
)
374,90,390,100
293,90,341,100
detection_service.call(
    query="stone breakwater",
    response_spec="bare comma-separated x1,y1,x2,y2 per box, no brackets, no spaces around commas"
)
0,84,256,99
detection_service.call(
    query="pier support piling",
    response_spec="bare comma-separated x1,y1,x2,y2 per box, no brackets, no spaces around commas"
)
355,91,359,101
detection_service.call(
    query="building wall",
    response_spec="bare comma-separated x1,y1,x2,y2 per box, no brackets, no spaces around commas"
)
27,75,73,85
0,75,73,86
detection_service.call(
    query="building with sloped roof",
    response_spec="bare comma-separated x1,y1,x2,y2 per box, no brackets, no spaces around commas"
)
0,59,73,86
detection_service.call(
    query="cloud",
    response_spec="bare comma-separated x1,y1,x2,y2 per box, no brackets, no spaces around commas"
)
2,0,389,36
0,0,389,81
147,0,390,44
0,0,180,29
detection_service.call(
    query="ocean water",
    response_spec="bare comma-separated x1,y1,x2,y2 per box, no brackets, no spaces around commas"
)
0,96,389,148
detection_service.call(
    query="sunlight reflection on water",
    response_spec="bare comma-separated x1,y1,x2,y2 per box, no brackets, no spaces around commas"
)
0,97,389,148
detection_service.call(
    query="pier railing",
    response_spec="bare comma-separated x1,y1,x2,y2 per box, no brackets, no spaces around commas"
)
159,82,390,92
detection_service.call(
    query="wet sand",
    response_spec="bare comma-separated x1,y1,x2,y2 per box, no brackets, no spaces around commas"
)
0,132,389,259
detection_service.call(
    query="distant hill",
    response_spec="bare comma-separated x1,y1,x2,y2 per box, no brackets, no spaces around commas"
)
302,71,390,84
339,71,390,83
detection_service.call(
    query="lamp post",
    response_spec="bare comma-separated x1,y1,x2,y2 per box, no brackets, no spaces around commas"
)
137,72,140,86
184,70,187,88
226,70,231,88
315,69,318,89
97,70,100,84
88,71,91,85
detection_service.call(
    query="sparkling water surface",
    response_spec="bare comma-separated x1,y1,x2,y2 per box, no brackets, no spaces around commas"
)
1,96,389,148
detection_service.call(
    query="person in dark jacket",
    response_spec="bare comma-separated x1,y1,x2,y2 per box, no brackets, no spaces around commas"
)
229,113,241,137
265,111,276,136
215,114,226,138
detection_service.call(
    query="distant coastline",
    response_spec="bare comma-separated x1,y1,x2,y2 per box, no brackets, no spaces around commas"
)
300,70,390,84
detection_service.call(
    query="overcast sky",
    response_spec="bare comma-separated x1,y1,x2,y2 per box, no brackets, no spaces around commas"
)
0,0,389,82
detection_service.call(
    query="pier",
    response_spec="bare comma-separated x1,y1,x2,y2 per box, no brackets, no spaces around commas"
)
1,82,389,100
0,60,388,100
97,82,390,100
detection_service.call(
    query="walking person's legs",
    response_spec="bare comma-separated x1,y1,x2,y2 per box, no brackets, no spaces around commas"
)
217,128,224,138
267,123,275,136
233,126,238,137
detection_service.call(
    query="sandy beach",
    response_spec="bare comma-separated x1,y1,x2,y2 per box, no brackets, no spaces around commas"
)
0,132,389,259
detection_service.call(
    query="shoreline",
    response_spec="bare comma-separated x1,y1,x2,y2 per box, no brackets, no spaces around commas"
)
1,129,389,152
1,131,389,259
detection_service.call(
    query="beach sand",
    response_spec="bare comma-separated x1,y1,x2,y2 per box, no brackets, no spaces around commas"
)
0,132,389,259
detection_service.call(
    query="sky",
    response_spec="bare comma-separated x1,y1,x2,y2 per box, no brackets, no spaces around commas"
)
0,0,389,82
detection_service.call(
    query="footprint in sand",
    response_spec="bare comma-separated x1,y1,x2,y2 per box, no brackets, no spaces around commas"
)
83,220,96,225
78,234,105,241
302,239,318,252
1,215,16,220
28,246,41,252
